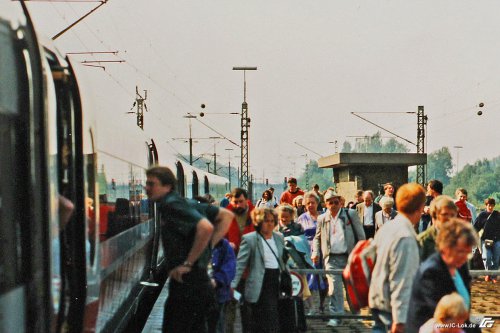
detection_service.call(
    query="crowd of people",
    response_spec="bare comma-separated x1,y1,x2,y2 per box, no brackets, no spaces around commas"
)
145,166,499,333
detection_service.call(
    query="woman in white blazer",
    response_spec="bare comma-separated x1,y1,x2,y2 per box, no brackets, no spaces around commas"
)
231,207,286,333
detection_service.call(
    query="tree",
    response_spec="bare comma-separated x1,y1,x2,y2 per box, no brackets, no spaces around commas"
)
341,141,352,153
444,158,500,206
297,160,333,192
340,132,409,154
381,138,410,153
427,147,453,186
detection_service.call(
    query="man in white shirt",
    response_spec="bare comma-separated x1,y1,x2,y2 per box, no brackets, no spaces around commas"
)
312,190,365,327
356,191,382,239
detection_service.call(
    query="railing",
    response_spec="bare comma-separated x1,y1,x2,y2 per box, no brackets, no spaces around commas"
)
290,268,500,320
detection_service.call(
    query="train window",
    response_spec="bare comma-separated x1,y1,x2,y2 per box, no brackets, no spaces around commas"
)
0,21,23,294
147,140,158,166
204,176,209,194
176,162,186,197
192,171,199,197
0,21,19,115
97,153,149,240
149,139,158,166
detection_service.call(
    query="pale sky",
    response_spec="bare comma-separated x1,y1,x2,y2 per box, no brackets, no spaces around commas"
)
28,0,500,183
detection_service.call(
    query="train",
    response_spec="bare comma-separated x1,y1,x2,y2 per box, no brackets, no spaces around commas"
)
0,1,229,332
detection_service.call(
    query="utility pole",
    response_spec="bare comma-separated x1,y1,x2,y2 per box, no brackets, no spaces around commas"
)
183,114,197,165
225,148,234,189
453,146,463,175
210,137,222,175
233,66,257,190
416,106,427,186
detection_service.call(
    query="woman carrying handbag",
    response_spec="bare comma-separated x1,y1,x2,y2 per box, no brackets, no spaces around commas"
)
231,207,288,333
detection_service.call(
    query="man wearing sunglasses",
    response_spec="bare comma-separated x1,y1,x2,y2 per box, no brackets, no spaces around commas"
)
312,190,365,327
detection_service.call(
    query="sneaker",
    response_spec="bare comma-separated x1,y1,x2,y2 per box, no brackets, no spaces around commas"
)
326,319,341,327
307,309,318,316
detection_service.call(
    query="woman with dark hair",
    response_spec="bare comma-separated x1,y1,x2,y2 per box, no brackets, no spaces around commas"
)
256,190,274,208
231,207,287,333
474,198,500,282
406,218,480,333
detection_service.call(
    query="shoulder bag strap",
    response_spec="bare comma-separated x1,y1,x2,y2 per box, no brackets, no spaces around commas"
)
258,233,285,272
482,212,493,231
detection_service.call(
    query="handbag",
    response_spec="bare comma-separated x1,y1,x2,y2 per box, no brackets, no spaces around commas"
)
470,247,485,270
258,233,292,297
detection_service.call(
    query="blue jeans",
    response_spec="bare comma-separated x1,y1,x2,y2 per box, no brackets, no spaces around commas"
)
325,254,348,315
485,240,500,276
371,309,392,333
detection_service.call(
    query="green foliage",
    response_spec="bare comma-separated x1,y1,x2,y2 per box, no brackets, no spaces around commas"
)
341,141,352,153
297,160,333,192
444,158,500,206
488,192,500,202
382,138,410,153
340,132,409,154
427,147,453,186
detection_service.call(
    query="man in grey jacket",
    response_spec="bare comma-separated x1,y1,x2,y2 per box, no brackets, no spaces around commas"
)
368,183,426,333
312,190,365,327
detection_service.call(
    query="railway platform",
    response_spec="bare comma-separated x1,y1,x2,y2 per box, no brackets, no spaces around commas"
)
142,273,500,333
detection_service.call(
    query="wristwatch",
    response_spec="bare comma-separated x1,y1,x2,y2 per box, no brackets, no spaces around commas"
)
182,260,193,268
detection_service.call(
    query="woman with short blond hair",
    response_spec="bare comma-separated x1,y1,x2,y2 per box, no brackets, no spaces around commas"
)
231,207,286,333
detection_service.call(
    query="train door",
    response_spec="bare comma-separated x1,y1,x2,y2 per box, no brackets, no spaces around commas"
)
43,50,87,332
146,140,164,277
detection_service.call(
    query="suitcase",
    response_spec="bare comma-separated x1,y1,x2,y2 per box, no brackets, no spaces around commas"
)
278,296,307,333
342,239,377,313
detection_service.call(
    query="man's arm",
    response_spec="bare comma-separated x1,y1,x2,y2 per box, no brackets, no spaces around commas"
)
170,218,214,282
211,208,234,247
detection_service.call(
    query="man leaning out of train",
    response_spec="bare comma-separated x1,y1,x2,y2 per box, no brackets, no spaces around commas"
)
145,166,233,333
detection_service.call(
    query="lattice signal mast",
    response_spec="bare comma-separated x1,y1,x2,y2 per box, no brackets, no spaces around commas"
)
416,105,427,186
233,67,257,190
131,86,148,130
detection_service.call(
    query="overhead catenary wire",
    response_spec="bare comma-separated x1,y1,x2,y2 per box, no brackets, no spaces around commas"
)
56,2,236,144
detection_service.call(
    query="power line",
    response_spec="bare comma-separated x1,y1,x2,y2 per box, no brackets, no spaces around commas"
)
351,112,417,146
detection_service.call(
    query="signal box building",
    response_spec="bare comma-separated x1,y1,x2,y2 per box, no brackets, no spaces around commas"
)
318,153,427,201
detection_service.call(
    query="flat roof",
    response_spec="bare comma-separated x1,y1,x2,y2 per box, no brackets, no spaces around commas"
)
318,153,427,168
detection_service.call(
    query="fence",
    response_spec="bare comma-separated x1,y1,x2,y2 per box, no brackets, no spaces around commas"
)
290,268,500,320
